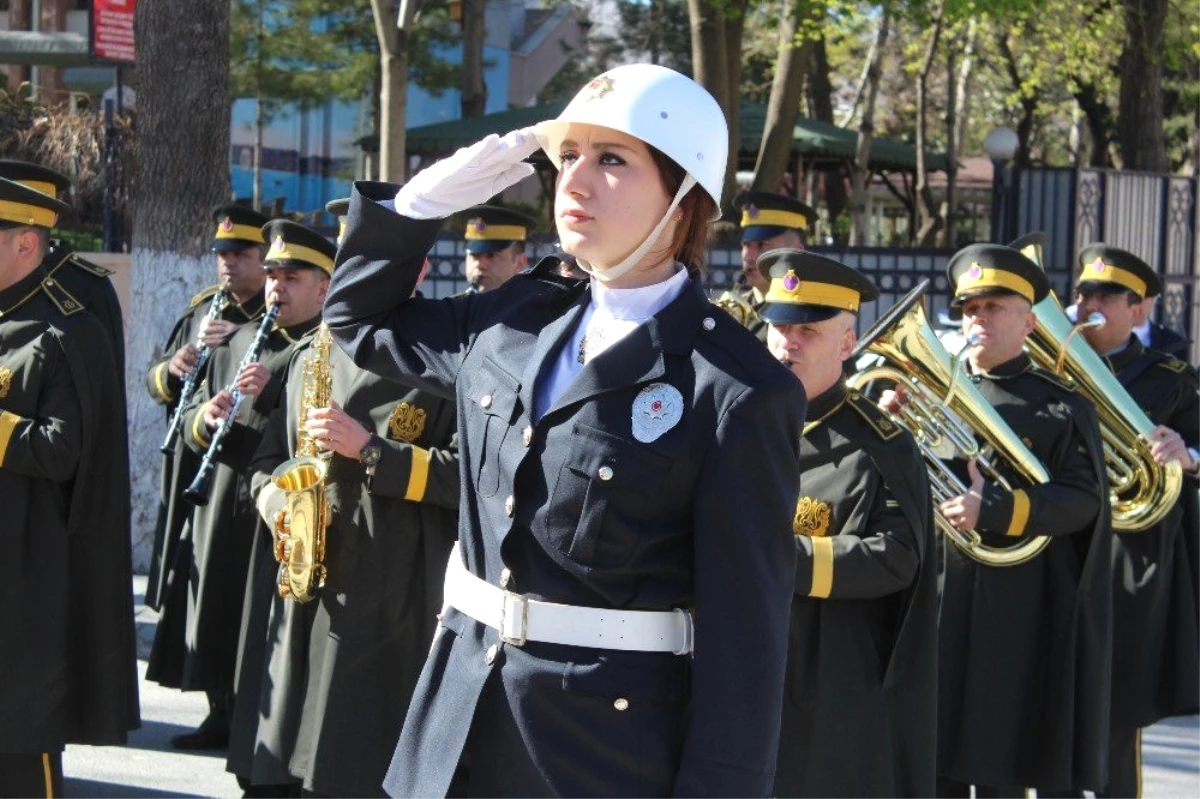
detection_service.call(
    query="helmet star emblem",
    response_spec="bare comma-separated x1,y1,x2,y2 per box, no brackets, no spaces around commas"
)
583,75,615,101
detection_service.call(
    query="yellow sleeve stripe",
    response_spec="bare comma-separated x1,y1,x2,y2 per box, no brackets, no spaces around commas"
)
1006,489,1031,536
191,410,211,450
809,536,835,598
153,362,175,403
0,410,25,466
404,446,431,502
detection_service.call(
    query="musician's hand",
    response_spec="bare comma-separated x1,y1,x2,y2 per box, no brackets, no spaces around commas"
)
168,343,200,377
939,458,984,531
305,401,372,460
200,318,238,348
878,386,910,414
202,391,236,430
1148,425,1193,469
236,363,272,397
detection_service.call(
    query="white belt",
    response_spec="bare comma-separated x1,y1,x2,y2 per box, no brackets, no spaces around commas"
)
442,545,693,655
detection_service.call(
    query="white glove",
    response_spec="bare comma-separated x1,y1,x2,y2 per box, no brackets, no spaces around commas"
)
394,127,540,219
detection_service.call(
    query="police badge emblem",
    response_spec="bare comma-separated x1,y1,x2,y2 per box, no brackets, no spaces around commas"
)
631,383,683,443
793,497,832,537
388,402,427,443
0,366,12,398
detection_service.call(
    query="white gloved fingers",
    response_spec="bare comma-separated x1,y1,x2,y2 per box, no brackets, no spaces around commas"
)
394,129,540,219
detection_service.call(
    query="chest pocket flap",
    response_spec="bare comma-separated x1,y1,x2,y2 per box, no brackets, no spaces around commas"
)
472,357,521,497
566,423,672,490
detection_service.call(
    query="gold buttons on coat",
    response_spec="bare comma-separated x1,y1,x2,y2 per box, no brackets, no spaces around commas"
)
522,426,533,447
480,394,493,409
597,466,614,481
504,495,515,517
613,698,629,711
486,644,499,665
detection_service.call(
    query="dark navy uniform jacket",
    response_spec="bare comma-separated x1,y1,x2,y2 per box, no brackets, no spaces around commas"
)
324,183,806,797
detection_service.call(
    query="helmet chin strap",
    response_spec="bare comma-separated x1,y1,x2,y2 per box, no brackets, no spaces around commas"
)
573,175,697,284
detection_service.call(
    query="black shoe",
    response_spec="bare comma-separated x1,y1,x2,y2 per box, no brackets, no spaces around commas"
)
169,713,230,750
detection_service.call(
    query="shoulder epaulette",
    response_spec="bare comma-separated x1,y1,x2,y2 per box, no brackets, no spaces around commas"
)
1155,358,1189,374
40,276,86,316
845,390,902,441
68,254,115,278
1028,364,1077,392
189,284,222,309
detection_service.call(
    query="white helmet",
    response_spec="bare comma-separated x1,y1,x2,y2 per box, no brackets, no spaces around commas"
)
535,64,728,212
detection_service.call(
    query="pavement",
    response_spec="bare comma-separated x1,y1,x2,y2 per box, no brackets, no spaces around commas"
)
60,576,1200,797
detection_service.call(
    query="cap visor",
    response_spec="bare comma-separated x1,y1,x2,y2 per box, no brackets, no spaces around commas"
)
741,225,790,243
213,239,258,253
1075,279,1139,297
950,286,1023,307
760,304,842,325
465,240,514,254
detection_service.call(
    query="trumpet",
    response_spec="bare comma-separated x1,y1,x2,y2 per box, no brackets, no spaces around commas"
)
846,280,1054,566
184,303,281,507
162,286,228,454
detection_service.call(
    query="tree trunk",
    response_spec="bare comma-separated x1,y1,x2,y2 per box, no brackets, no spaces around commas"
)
1117,0,1168,171
951,19,977,163
807,29,845,237
129,0,232,568
461,0,488,118
687,0,732,212
252,0,264,207
913,2,944,246
754,0,808,194
848,11,888,246
996,30,1037,167
1074,81,1115,167
370,0,414,183
941,44,958,248
722,3,747,214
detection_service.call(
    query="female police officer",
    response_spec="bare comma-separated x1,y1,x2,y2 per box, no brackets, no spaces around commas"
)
323,64,805,797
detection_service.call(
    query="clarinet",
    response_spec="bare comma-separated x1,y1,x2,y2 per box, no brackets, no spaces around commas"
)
184,303,281,507
161,286,229,454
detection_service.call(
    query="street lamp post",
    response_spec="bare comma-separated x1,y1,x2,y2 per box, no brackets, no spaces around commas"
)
983,126,1019,243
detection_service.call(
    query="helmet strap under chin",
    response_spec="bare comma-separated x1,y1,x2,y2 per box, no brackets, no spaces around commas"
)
574,175,697,284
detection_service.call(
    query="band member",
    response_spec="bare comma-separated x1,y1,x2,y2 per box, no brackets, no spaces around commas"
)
324,63,804,796
1136,296,1192,362
461,204,535,292
931,244,1112,796
144,204,271,751
174,220,325,758
728,191,815,342
0,178,138,795
241,261,459,797
1071,243,1199,798
759,250,936,797
0,160,126,376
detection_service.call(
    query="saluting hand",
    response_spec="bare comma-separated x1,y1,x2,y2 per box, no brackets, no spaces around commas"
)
235,363,272,397
199,318,238,348
940,457,984,531
1148,425,1195,471
305,401,372,460
168,343,200,377
202,390,237,431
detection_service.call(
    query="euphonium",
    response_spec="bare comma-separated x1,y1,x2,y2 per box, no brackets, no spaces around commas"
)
1011,236,1181,532
846,280,1054,566
712,289,761,327
272,323,333,602
1026,293,1182,532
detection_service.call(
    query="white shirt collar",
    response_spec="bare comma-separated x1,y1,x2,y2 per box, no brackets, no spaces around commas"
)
588,264,690,321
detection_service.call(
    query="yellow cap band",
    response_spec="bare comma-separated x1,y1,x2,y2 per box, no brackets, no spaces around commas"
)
0,200,58,229
215,222,267,244
267,241,334,275
13,179,58,198
741,208,808,230
464,223,526,241
765,273,860,313
955,263,1035,304
1079,259,1147,298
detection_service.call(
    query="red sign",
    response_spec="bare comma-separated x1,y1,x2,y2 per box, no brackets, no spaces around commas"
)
91,0,137,64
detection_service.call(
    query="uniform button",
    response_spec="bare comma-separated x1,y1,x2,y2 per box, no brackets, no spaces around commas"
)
522,426,533,447
702,317,716,331
485,644,499,665
504,495,515,517
499,568,512,589
613,698,629,711
480,394,493,409
597,465,614,481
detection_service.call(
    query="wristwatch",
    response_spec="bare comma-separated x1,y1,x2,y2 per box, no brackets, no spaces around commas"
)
359,435,383,477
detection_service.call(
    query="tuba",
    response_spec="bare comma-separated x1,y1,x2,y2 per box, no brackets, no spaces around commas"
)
846,280,1054,566
271,323,333,602
1014,237,1181,532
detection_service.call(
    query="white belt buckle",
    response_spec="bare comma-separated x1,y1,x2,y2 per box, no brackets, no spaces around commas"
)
499,589,528,646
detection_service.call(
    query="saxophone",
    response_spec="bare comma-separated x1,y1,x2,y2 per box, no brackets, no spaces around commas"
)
272,323,334,603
